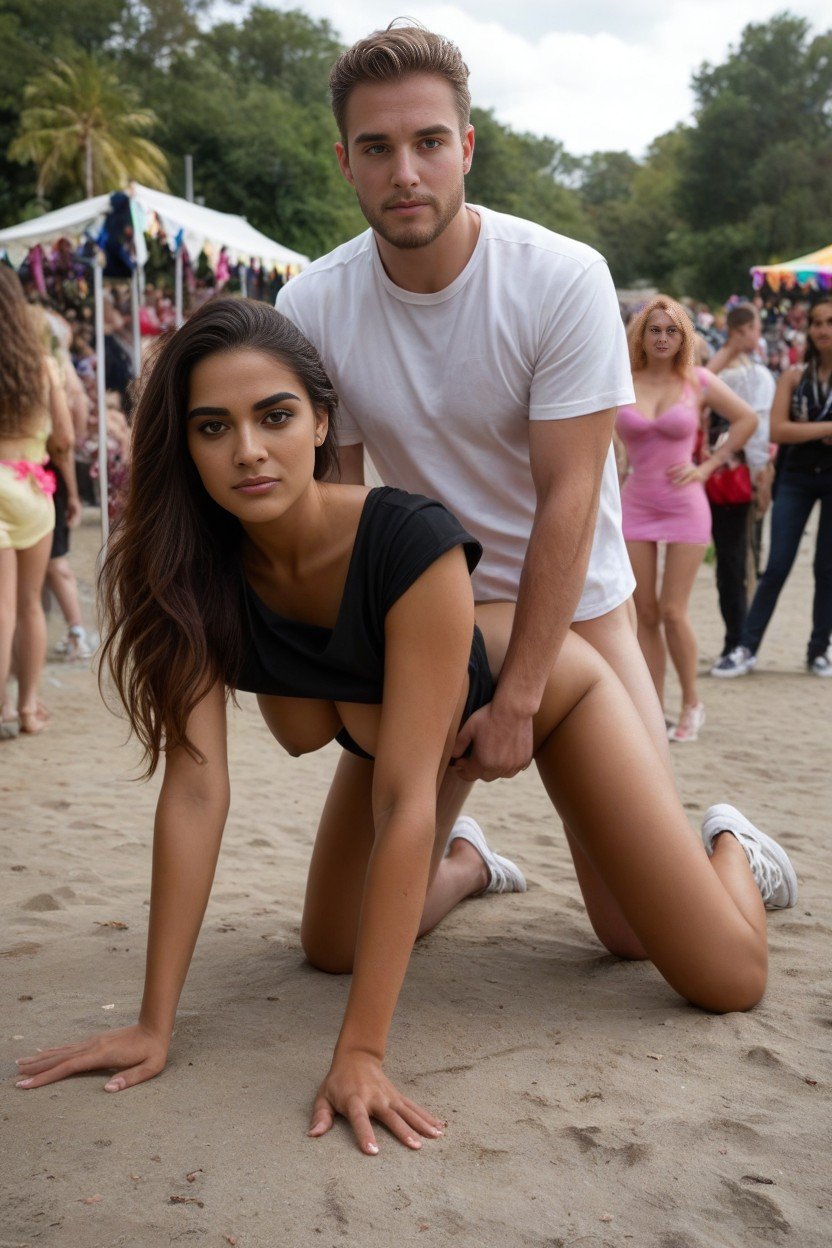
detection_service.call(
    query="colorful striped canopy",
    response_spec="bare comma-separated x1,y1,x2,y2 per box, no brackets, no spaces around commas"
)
751,244,832,292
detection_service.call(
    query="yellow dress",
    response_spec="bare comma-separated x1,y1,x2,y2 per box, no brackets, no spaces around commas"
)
0,420,56,551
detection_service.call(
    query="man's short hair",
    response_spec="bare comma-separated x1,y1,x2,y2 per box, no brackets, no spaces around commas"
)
329,21,471,145
726,303,758,332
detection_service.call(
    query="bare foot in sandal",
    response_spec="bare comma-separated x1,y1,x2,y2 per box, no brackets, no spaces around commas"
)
19,707,48,735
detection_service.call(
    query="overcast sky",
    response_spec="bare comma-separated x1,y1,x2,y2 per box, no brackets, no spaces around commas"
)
268,1,830,156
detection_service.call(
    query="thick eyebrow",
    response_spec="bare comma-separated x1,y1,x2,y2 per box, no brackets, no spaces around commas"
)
187,391,300,420
353,124,455,144
253,391,300,410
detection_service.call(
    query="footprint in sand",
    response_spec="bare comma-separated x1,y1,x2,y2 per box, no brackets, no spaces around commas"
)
719,1177,790,1235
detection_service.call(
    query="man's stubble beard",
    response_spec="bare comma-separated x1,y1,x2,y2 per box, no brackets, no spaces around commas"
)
358,178,465,251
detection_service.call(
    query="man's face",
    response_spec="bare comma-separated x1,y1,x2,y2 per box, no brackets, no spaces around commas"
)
335,73,474,251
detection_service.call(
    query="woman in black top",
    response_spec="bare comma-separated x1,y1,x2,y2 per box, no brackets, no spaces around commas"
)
719,296,832,675
16,299,797,1154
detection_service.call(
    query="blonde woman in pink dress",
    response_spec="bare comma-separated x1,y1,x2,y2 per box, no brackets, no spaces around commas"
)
616,297,757,741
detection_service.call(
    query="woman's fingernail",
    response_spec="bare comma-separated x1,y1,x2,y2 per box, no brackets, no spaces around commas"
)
365,1142,378,1155
104,1079,121,1092
16,1078,33,1088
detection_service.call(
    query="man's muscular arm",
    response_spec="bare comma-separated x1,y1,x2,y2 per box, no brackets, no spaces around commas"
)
453,409,615,781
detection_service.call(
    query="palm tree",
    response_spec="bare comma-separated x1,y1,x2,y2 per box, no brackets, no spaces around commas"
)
9,54,169,200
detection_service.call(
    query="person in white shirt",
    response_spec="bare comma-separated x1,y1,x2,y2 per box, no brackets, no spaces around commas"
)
277,22,787,974
707,304,776,671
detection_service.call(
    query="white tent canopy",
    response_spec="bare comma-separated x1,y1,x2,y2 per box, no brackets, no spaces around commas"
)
0,182,309,270
0,185,307,543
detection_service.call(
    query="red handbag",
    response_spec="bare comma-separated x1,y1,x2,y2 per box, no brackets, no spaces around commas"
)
703,424,753,506
705,461,752,506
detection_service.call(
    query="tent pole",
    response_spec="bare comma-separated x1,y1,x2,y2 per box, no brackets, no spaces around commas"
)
130,267,141,376
175,247,184,327
93,259,109,546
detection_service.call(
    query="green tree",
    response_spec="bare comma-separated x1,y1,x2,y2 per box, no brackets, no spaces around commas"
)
675,13,832,298
9,52,169,199
466,107,592,243
201,5,342,109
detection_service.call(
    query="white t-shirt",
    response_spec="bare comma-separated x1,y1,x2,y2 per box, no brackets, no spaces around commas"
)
719,356,775,473
277,205,636,618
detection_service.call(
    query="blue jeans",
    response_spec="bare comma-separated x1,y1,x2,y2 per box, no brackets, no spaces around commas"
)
742,469,832,661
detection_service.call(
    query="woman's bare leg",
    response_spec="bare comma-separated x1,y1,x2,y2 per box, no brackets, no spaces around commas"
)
0,548,16,720
660,543,707,713
46,554,85,630
531,631,767,1011
626,541,666,705
14,533,52,722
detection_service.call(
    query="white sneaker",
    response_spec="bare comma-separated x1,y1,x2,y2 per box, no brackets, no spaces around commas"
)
63,626,93,662
710,646,756,677
701,803,797,910
447,816,527,894
808,654,832,677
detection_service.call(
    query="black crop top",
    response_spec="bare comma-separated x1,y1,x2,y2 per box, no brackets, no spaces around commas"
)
236,487,482,702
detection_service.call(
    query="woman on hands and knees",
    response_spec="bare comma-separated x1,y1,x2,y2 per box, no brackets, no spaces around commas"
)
16,300,796,1155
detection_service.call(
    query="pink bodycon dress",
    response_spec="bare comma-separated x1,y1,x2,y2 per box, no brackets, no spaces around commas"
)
616,368,712,545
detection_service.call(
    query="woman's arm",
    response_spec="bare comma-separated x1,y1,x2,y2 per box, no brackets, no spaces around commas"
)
697,371,758,470
669,369,757,486
16,682,230,1092
310,547,474,1153
770,368,832,443
45,357,83,526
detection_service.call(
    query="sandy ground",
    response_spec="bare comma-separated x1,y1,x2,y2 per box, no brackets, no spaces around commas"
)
1,506,830,1248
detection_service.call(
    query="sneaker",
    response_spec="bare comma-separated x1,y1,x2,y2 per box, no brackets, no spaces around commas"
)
63,626,92,662
808,654,832,677
701,803,797,910
710,646,756,677
447,816,527,894
668,702,705,743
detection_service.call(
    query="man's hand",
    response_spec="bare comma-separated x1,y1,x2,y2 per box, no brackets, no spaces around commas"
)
451,701,534,782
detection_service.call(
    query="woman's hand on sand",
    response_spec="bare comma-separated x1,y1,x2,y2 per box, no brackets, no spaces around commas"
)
15,1024,169,1092
308,1051,445,1155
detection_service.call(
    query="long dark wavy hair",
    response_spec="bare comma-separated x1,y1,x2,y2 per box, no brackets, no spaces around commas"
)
804,295,832,375
99,297,340,777
0,264,45,432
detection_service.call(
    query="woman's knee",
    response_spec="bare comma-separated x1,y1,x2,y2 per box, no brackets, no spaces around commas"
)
658,601,689,629
300,920,354,975
679,951,767,1014
16,592,46,620
635,600,661,630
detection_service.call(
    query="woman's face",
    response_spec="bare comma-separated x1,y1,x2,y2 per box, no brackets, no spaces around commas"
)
807,302,832,354
186,349,327,525
643,310,684,363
